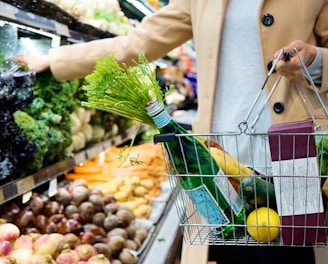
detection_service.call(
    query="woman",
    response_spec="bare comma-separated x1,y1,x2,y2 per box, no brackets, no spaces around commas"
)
15,0,328,263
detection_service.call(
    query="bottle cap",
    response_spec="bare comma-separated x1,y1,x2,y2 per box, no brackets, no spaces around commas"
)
145,99,164,116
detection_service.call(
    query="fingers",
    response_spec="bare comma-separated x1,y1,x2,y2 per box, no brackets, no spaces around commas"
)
273,41,312,79
8,55,50,73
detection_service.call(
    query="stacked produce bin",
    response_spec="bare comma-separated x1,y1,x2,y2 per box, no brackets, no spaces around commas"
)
0,1,183,263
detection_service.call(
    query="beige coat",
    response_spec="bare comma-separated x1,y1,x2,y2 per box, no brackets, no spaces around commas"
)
50,0,328,133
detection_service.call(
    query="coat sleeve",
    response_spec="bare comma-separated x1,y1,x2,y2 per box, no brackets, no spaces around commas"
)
49,0,193,81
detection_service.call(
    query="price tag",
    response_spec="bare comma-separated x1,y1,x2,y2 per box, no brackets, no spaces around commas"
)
16,176,35,195
98,151,105,166
48,178,58,197
0,2,16,20
22,191,32,204
0,189,4,203
55,22,69,37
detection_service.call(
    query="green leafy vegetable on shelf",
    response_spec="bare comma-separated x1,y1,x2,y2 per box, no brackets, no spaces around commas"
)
13,110,49,173
23,71,80,166
81,52,173,127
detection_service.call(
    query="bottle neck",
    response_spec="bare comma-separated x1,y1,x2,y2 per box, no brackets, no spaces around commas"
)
146,99,172,128
152,110,172,128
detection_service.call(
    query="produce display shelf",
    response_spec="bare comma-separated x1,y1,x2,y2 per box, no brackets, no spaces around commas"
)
0,125,145,205
0,0,116,42
138,194,182,264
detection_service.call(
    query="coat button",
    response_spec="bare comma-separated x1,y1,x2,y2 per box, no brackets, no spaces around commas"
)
267,61,276,73
273,102,284,113
262,13,274,26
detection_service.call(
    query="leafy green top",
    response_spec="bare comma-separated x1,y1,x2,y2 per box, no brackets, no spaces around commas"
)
81,53,172,127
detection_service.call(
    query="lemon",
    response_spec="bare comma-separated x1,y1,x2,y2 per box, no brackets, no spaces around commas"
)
246,207,280,242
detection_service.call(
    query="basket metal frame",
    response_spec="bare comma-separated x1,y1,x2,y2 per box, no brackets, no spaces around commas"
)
161,131,328,247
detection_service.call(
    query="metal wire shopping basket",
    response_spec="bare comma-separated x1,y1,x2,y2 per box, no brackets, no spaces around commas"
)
154,48,328,247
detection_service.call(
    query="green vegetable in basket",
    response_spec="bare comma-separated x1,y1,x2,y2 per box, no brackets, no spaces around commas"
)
239,176,277,210
316,135,328,176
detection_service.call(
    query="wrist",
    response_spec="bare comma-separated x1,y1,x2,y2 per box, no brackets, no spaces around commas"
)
306,45,318,67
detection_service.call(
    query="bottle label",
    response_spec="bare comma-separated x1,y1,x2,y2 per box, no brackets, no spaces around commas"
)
185,184,230,226
213,170,244,216
152,111,171,128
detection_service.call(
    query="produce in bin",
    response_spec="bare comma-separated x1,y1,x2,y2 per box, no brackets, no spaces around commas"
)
66,143,167,219
0,61,37,183
12,70,79,176
0,179,148,263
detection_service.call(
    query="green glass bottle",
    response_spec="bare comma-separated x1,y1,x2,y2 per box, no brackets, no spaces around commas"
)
146,99,245,237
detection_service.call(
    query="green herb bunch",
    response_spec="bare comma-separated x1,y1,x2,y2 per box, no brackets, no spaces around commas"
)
82,53,172,127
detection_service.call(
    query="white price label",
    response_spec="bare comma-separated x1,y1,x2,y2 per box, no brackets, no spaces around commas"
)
48,178,58,197
55,22,69,37
22,191,32,204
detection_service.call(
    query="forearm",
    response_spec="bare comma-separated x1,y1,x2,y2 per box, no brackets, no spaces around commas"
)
49,1,192,81
304,47,322,85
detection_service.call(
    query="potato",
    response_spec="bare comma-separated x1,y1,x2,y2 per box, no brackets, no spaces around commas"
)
118,249,137,264
114,191,130,202
107,228,128,240
116,209,135,228
103,215,120,231
139,179,155,190
125,239,138,251
108,235,126,257
89,194,105,212
133,186,147,197
93,242,112,260
79,201,94,223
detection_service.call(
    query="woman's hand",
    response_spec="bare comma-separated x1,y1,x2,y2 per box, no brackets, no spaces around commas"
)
274,40,317,79
11,54,50,73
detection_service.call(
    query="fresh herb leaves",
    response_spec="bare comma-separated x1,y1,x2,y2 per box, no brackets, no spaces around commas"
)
82,53,173,126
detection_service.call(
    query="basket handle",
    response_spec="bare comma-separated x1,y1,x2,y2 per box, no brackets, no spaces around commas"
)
238,47,328,133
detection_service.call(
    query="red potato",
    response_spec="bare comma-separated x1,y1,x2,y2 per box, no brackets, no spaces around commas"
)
0,223,20,242
16,209,36,229
28,194,45,215
80,231,95,245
